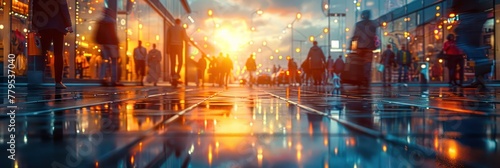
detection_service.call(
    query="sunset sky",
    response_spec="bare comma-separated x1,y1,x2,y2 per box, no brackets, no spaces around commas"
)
184,0,375,68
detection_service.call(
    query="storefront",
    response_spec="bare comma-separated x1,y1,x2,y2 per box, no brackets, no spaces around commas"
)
1,0,199,83
376,0,497,83
1,0,29,77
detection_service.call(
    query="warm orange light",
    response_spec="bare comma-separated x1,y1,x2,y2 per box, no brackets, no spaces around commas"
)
382,22,387,27
208,9,213,16
323,28,329,33
257,10,263,15
208,145,213,166
448,147,457,159
296,13,302,19
449,13,456,18
309,36,315,42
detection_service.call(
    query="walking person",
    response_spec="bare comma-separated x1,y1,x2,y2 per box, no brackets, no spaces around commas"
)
197,54,208,87
94,8,122,86
216,53,225,86
33,0,73,89
288,58,298,86
146,44,162,86
208,55,218,86
380,44,396,86
326,55,335,84
397,45,412,86
350,10,379,87
452,0,493,91
167,19,189,85
300,59,311,86
133,40,147,86
221,54,233,87
306,41,326,86
443,34,464,87
245,54,257,86
333,55,345,88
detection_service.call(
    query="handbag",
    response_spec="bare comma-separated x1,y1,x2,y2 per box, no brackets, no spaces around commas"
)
27,32,41,56
437,50,448,60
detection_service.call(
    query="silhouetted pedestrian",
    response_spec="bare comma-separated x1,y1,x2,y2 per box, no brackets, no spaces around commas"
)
167,19,189,85
146,44,162,86
245,54,257,86
350,10,379,87
397,45,412,85
33,0,73,89
326,55,335,83
197,54,208,87
221,54,233,86
133,41,147,85
95,8,122,86
288,58,298,86
306,41,326,85
443,34,464,87
380,44,395,86
452,0,493,92
333,55,345,88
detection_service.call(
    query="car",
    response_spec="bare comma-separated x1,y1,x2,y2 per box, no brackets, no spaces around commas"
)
256,73,272,85
273,69,301,85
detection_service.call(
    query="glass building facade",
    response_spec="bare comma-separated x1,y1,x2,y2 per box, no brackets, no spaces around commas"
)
375,0,498,83
1,0,197,82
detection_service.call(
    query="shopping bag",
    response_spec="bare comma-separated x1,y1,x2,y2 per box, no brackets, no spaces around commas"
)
377,64,384,72
27,32,41,56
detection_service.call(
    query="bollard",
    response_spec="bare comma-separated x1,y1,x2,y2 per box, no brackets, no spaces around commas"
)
27,32,44,87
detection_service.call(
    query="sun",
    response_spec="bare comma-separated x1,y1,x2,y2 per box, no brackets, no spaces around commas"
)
214,28,248,52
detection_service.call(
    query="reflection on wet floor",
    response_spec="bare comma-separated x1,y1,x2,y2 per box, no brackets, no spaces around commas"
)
0,85,499,167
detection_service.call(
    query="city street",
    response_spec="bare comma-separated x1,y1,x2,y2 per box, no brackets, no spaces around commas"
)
1,84,499,168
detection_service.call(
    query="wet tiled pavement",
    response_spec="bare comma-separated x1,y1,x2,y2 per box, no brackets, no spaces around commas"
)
1,84,499,168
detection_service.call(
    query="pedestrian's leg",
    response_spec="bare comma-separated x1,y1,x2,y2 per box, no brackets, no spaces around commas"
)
176,48,183,76
99,47,110,81
388,67,392,85
52,31,65,84
404,66,409,83
39,30,53,79
169,52,176,77
110,58,118,83
458,57,465,85
398,66,402,83
382,67,387,86
448,58,457,86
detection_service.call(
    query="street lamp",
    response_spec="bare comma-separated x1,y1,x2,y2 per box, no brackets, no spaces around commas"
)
323,0,346,57
250,9,263,42
290,12,302,59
